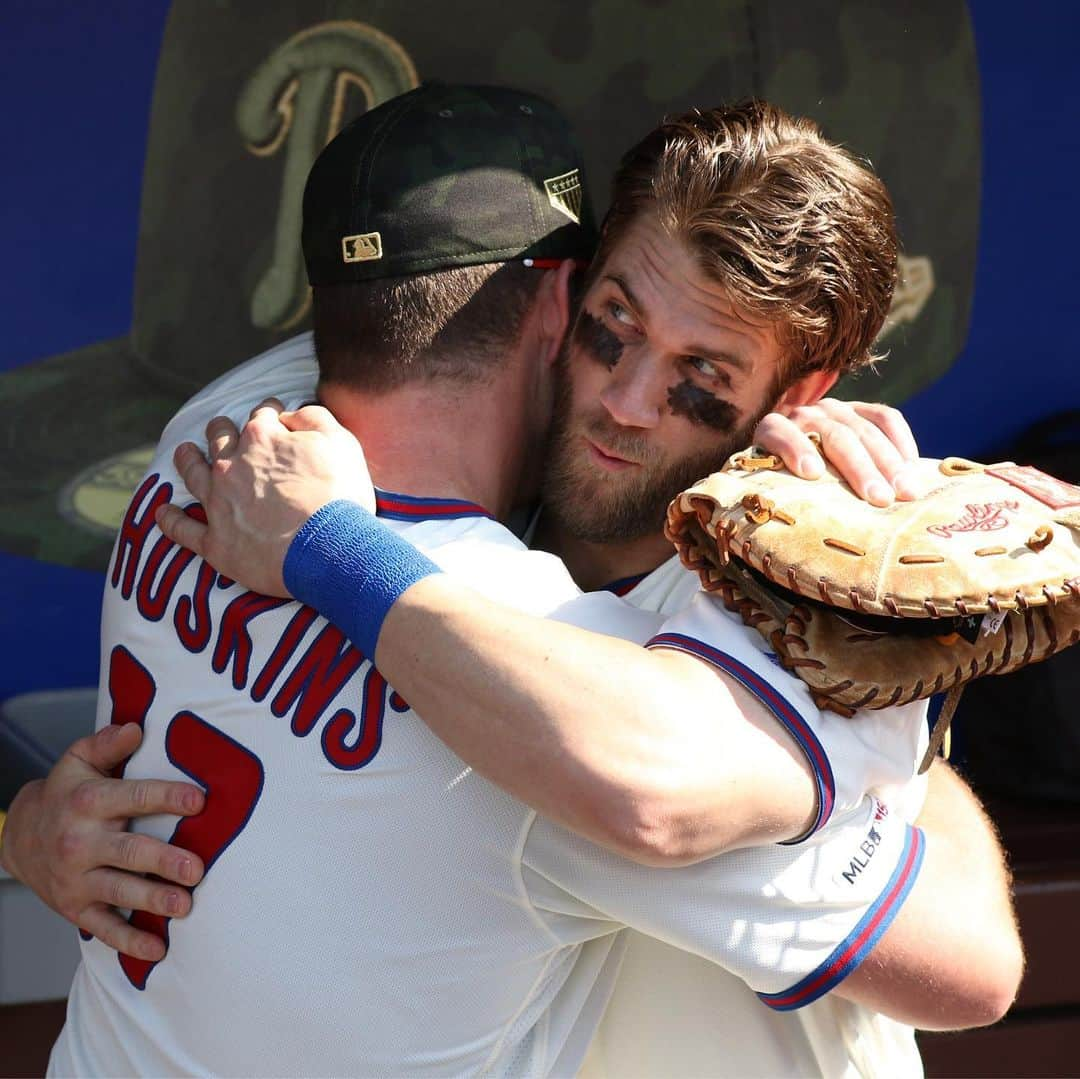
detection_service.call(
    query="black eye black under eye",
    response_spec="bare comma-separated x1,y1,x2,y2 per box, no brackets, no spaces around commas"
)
574,310,623,370
667,380,740,431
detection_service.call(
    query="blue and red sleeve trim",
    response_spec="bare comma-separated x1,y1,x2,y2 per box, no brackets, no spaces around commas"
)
757,825,926,1010
374,488,493,522
646,632,836,838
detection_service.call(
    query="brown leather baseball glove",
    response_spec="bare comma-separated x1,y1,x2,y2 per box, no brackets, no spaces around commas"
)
665,448,1080,769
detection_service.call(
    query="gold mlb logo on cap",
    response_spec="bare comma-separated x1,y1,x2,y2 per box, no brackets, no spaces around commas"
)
544,169,582,224
342,232,383,262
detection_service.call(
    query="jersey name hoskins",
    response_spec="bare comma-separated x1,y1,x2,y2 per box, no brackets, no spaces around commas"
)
111,474,406,770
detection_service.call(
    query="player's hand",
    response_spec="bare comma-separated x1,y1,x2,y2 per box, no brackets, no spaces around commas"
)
754,398,922,506
0,724,206,961
155,398,376,597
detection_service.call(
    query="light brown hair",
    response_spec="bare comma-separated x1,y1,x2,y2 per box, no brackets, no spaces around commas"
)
595,100,897,384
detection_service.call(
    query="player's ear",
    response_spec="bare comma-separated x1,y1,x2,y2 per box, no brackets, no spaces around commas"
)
535,259,576,366
773,367,838,415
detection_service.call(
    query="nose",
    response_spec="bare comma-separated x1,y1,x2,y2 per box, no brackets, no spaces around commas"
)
599,351,665,429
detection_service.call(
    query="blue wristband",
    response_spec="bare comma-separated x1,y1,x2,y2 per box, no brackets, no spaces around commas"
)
283,499,441,658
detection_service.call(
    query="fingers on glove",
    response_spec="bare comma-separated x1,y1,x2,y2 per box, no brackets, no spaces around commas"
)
811,400,921,504
771,400,923,504
832,401,924,501
846,402,920,462
816,420,898,505
753,413,825,479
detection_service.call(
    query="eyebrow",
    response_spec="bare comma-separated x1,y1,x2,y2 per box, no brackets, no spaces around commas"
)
601,272,751,373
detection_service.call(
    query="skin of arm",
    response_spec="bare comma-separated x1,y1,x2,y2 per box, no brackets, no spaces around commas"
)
375,573,819,862
835,761,1024,1029
155,398,920,864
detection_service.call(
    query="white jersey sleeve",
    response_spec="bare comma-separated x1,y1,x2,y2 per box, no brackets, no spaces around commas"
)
522,792,923,1008
159,332,320,447
648,590,930,835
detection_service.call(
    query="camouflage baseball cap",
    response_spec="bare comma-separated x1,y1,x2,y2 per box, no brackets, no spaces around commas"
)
304,83,595,284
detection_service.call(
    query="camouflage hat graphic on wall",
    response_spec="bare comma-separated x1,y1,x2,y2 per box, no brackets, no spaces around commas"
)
0,0,981,571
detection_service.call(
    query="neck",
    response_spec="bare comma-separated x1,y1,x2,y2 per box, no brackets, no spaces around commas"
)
319,376,533,522
532,517,675,591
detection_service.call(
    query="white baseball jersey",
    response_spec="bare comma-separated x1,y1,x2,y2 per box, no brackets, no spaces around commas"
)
51,335,924,1077
580,558,930,1079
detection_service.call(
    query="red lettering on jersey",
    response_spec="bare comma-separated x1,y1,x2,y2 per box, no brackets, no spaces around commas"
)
107,646,156,778
120,712,264,990
136,533,189,621
89,647,157,945
112,475,172,600
321,666,391,769
78,648,155,946
251,606,319,702
174,559,218,654
136,505,208,622
271,624,365,737
212,592,290,691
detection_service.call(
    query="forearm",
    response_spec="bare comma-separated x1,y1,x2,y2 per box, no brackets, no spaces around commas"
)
284,504,816,862
390,578,820,858
835,762,1022,1029
378,575,815,862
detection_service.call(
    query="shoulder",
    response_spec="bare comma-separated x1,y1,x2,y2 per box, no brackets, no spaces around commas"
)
158,333,319,454
623,555,703,614
397,515,584,616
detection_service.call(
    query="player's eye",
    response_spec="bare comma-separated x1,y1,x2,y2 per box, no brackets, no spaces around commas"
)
686,355,721,379
608,300,637,328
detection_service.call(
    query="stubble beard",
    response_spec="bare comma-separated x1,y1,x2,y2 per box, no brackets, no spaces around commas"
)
540,357,764,545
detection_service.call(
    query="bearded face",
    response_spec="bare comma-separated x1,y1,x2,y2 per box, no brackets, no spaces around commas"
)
542,343,763,543
540,215,791,545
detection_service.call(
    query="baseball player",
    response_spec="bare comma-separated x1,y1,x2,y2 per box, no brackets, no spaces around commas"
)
2,90,1018,1076
148,101,1018,1074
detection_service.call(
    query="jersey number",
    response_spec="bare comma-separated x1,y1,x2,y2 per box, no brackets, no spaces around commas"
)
107,645,265,989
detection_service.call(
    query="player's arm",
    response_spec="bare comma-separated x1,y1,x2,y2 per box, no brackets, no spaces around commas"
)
0,724,206,959
154,401,913,865
385,579,822,857
523,770,1019,1032
834,761,1023,1028
160,444,821,862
